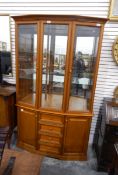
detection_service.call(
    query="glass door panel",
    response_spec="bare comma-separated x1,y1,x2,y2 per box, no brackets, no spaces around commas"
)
18,24,37,106
41,24,68,110
68,26,100,112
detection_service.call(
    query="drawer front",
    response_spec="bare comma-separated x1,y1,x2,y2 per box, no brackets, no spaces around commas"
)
38,113,63,155
39,135,61,147
40,125,62,133
39,124,63,138
39,145,60,154
40,113,64,125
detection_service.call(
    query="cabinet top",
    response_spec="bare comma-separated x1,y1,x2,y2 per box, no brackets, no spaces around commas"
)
0,86,16,97
12,14,108,24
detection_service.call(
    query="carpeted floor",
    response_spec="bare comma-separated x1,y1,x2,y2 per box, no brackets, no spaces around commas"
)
0,149,42,175
0,148,108,175
40,157,108,175
0,130,108,175
40,146,108,175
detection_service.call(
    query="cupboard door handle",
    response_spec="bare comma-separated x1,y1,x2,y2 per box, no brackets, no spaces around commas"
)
66,119,68,122
69,70,72,73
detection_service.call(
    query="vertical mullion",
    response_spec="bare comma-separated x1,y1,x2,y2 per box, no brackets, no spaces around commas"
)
35,22,40,109
63,22,76,112
38,21,44,108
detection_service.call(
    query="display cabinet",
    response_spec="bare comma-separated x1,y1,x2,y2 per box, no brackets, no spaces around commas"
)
13,15,107,160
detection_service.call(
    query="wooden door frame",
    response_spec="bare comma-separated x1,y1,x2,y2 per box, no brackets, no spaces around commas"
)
15,21,39,109
65,21,105,114
38,20,72,113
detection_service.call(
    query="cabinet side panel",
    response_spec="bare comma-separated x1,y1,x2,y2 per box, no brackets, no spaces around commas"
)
0,96,8,127
8,94,16,128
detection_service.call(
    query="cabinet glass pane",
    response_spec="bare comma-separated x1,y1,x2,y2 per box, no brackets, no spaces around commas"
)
69,26,100,111
18,24,37,106
41,24,68,110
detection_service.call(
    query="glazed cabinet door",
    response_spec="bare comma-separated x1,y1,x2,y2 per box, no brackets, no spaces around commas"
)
64,117,91,158
40,22,70,111
67,25,100,112
17,24,38,107
17,108,37,149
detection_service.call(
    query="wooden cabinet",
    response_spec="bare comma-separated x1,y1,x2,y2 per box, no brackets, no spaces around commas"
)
113,144,118,175
93,98,118,172
13,14,107,160
0,86,16,128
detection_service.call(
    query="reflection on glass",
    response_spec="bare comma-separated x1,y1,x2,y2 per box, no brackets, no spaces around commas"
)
41,24,68,110
0,16,12,77
69,26,100,111
18,24,37,105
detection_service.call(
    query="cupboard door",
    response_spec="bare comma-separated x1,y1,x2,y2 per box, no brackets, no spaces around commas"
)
18,108,37,146
68,25,100,112
17,24,37,107
64,117,91,154
41,23,69,111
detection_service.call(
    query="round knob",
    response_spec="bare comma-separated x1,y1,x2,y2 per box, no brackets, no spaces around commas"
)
69,69,72,73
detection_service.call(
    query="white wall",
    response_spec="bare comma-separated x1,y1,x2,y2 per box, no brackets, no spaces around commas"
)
1,0,118,143
0,0,109,17
91,21,118,142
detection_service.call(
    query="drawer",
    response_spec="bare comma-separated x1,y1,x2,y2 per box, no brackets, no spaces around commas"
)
40,113,64,124
39,125,63,138
39,145,60,154
39,135,61,147
40,135,61,143
40,125,62,133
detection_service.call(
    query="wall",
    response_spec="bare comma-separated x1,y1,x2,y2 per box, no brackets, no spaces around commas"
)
1,0,118,143
92,21,118,142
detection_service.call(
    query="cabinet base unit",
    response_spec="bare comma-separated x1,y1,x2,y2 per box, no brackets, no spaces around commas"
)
13,14,107,160
17,106,92,160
